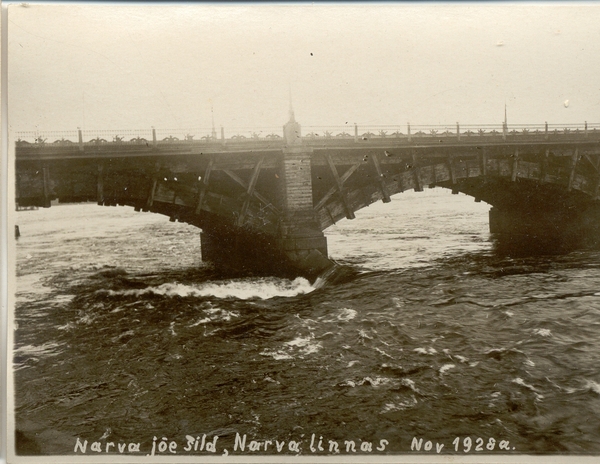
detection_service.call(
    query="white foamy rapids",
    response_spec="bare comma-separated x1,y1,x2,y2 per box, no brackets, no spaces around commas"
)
337,308,357,322
400,378,421,394
487,391,503,408
340,377,393,388
259,349,294,361
392,297,404,308
358,329,373,340
15,273,54,302
512,377,538,391
57,321,77,331
260,334,322,360
14,342,64,357
285,335,322,355
381,395,418,413
439,364,456,374
512,377,544,401
375,347,394,359
319,307,357,324
557,379,600,395
101,277,315,300
188,304,240,326
414,347,437,355
583,380,600,395
532,328,552,337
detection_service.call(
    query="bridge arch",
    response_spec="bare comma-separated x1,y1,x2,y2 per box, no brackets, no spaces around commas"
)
310,147,600,249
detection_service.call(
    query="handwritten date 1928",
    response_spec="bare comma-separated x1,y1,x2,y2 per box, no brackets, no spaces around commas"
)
411,436,515,453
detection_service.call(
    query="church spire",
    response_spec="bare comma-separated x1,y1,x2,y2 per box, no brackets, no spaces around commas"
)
283,84,301,146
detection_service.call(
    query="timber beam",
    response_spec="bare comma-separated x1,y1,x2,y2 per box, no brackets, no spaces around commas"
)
223,168,279,215
568,149,579,191
324,153,356,219
237,156,265,226
96,163,104,205
511,148,519,182
372,152,391,202
195,157,214,215
411,151,423,192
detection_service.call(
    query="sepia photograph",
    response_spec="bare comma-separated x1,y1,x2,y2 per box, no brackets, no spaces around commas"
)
5,2,600,462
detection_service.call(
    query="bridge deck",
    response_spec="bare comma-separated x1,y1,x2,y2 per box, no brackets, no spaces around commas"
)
15,129,600,162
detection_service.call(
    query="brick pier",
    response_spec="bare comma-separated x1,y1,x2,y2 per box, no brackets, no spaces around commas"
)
276,114,333,276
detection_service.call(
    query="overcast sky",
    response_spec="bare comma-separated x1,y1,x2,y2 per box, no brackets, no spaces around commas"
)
7,2,600,135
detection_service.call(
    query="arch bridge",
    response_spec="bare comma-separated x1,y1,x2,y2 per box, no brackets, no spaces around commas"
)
15,117,600,279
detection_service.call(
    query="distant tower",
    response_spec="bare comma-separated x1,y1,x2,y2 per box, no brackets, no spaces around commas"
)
211,106,217,140
283,86,301,145
502,104,508,139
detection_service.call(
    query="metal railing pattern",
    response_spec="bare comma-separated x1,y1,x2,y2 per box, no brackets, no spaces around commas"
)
14,122,600,146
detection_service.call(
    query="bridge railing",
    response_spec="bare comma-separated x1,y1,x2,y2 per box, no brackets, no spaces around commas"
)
83,129,160,145
13,127,288,146
14,122,600,147
319,123,600,139
14,129,158,145
302,122,600,141
154,127,286,143
14,130,80,145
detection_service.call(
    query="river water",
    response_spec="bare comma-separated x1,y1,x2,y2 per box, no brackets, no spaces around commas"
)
11,188,600,458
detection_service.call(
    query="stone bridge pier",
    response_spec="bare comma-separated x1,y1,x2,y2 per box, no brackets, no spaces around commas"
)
199,113,335,278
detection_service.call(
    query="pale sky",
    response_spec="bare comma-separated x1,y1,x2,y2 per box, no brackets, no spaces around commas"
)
7,2,600,135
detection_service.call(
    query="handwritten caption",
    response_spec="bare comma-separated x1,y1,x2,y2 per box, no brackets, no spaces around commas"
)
74,433,515,455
